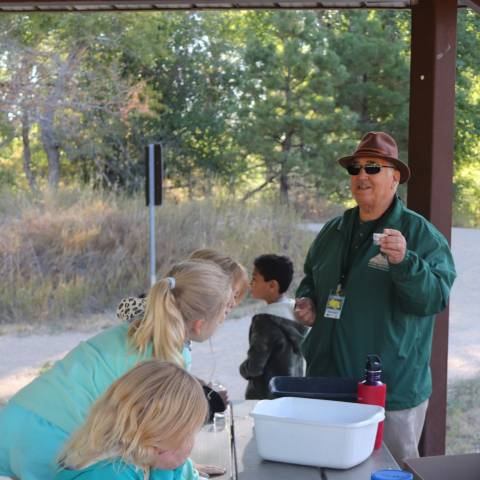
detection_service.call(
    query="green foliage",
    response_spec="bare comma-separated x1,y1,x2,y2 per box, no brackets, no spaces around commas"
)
454,10,480,227
453,163,480,227
142,13,245,194
234,11,358,202
0,10,479,223
0,167,16,189
331,10,411,153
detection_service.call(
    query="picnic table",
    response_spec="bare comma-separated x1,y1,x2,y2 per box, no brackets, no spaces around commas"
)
192,400,399,480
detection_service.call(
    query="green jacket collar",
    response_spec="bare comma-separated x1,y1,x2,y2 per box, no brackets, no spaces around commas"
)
337,195,404,233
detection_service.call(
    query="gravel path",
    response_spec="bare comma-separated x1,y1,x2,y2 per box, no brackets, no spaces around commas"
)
0,227,478,403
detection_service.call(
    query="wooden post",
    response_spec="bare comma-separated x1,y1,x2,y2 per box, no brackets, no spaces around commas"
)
408,0,457,456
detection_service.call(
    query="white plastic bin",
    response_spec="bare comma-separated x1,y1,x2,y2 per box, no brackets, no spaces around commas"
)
250,396,385,469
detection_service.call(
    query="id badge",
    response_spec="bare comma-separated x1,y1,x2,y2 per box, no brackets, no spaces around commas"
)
324,284,345,319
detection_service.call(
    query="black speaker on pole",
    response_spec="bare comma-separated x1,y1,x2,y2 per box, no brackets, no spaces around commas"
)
145,144,163,206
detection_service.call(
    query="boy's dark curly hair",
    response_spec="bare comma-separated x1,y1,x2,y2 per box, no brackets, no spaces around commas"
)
253,254,294,294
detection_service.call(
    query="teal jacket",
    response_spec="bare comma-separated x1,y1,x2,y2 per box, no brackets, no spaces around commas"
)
54,457,198,480
296,197,456,410
11,323,191,434
0,324,193,480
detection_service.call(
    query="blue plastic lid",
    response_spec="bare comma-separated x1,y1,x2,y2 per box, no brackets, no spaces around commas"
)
371,470,413,480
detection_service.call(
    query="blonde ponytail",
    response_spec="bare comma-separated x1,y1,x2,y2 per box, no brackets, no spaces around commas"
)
128,260,231,366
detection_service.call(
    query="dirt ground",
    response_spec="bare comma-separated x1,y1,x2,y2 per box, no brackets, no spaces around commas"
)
0,227,479,404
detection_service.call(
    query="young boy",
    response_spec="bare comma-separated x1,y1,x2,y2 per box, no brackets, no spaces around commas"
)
239,254,308,399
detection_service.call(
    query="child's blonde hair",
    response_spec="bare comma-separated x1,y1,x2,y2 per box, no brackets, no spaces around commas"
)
128,260,231,366
189,248,249,303
58,360,207,478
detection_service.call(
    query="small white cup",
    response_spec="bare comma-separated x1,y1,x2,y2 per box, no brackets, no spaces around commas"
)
213,412,226,431
373,233,386,246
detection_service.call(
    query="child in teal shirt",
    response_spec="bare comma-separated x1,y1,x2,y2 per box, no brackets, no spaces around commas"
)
55,360,207,480
0,261,231,480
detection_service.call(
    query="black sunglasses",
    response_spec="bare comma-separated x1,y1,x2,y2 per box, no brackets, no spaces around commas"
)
347,164,396,176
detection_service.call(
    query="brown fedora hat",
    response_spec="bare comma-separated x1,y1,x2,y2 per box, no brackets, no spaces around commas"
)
338,131,411,184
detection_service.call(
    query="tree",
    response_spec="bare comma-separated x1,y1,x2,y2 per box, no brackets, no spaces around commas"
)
0,13,152,190
330,10,411,155
234,11,357,204
453,9,480,225
131,12,245,197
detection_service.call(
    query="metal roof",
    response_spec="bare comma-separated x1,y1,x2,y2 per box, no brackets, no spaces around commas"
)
0,0,476,13
0,0,417,13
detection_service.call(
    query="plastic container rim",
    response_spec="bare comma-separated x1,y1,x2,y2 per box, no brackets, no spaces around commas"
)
251,398,385,429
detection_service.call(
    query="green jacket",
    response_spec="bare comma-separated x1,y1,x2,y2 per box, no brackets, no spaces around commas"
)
296,197,456,410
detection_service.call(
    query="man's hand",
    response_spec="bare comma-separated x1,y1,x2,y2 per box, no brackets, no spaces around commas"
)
294,297,316,327
380,228,407,264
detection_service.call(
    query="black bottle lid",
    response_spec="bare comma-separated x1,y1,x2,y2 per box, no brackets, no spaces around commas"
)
366,354,382,372
365,354,383,385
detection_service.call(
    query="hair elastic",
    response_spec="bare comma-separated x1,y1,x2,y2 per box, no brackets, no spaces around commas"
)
166,277,176,289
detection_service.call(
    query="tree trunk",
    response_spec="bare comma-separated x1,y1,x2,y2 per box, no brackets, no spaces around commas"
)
279,169,289,204
360,72,369,126
187,175,194,200
203,175,214,198
279,131,293,204
279,62,293,205
38,47,85,189
21,110,37,191
40,112,61,189
242,174,278,202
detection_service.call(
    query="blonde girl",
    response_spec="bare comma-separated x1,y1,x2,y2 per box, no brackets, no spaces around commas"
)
128,259,233,368
117,248,249,324
188,248,249,308
55,360,208,480
0,261,230,480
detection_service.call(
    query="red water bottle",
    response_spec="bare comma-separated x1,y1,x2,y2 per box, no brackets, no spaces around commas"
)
357,354,387,450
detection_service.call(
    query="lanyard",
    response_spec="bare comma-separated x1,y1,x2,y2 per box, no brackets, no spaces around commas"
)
339,212,381,290
338,212,359,291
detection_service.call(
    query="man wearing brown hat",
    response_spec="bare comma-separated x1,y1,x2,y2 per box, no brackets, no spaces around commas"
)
294,131,456,464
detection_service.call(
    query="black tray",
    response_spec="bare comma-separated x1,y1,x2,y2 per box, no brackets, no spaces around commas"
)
269,376,358,403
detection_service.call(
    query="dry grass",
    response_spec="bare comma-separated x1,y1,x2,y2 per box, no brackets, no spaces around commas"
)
0,187,315,325
447,377,480,454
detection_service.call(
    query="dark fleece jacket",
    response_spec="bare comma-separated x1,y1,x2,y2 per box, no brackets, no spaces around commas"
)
239,313,308,400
